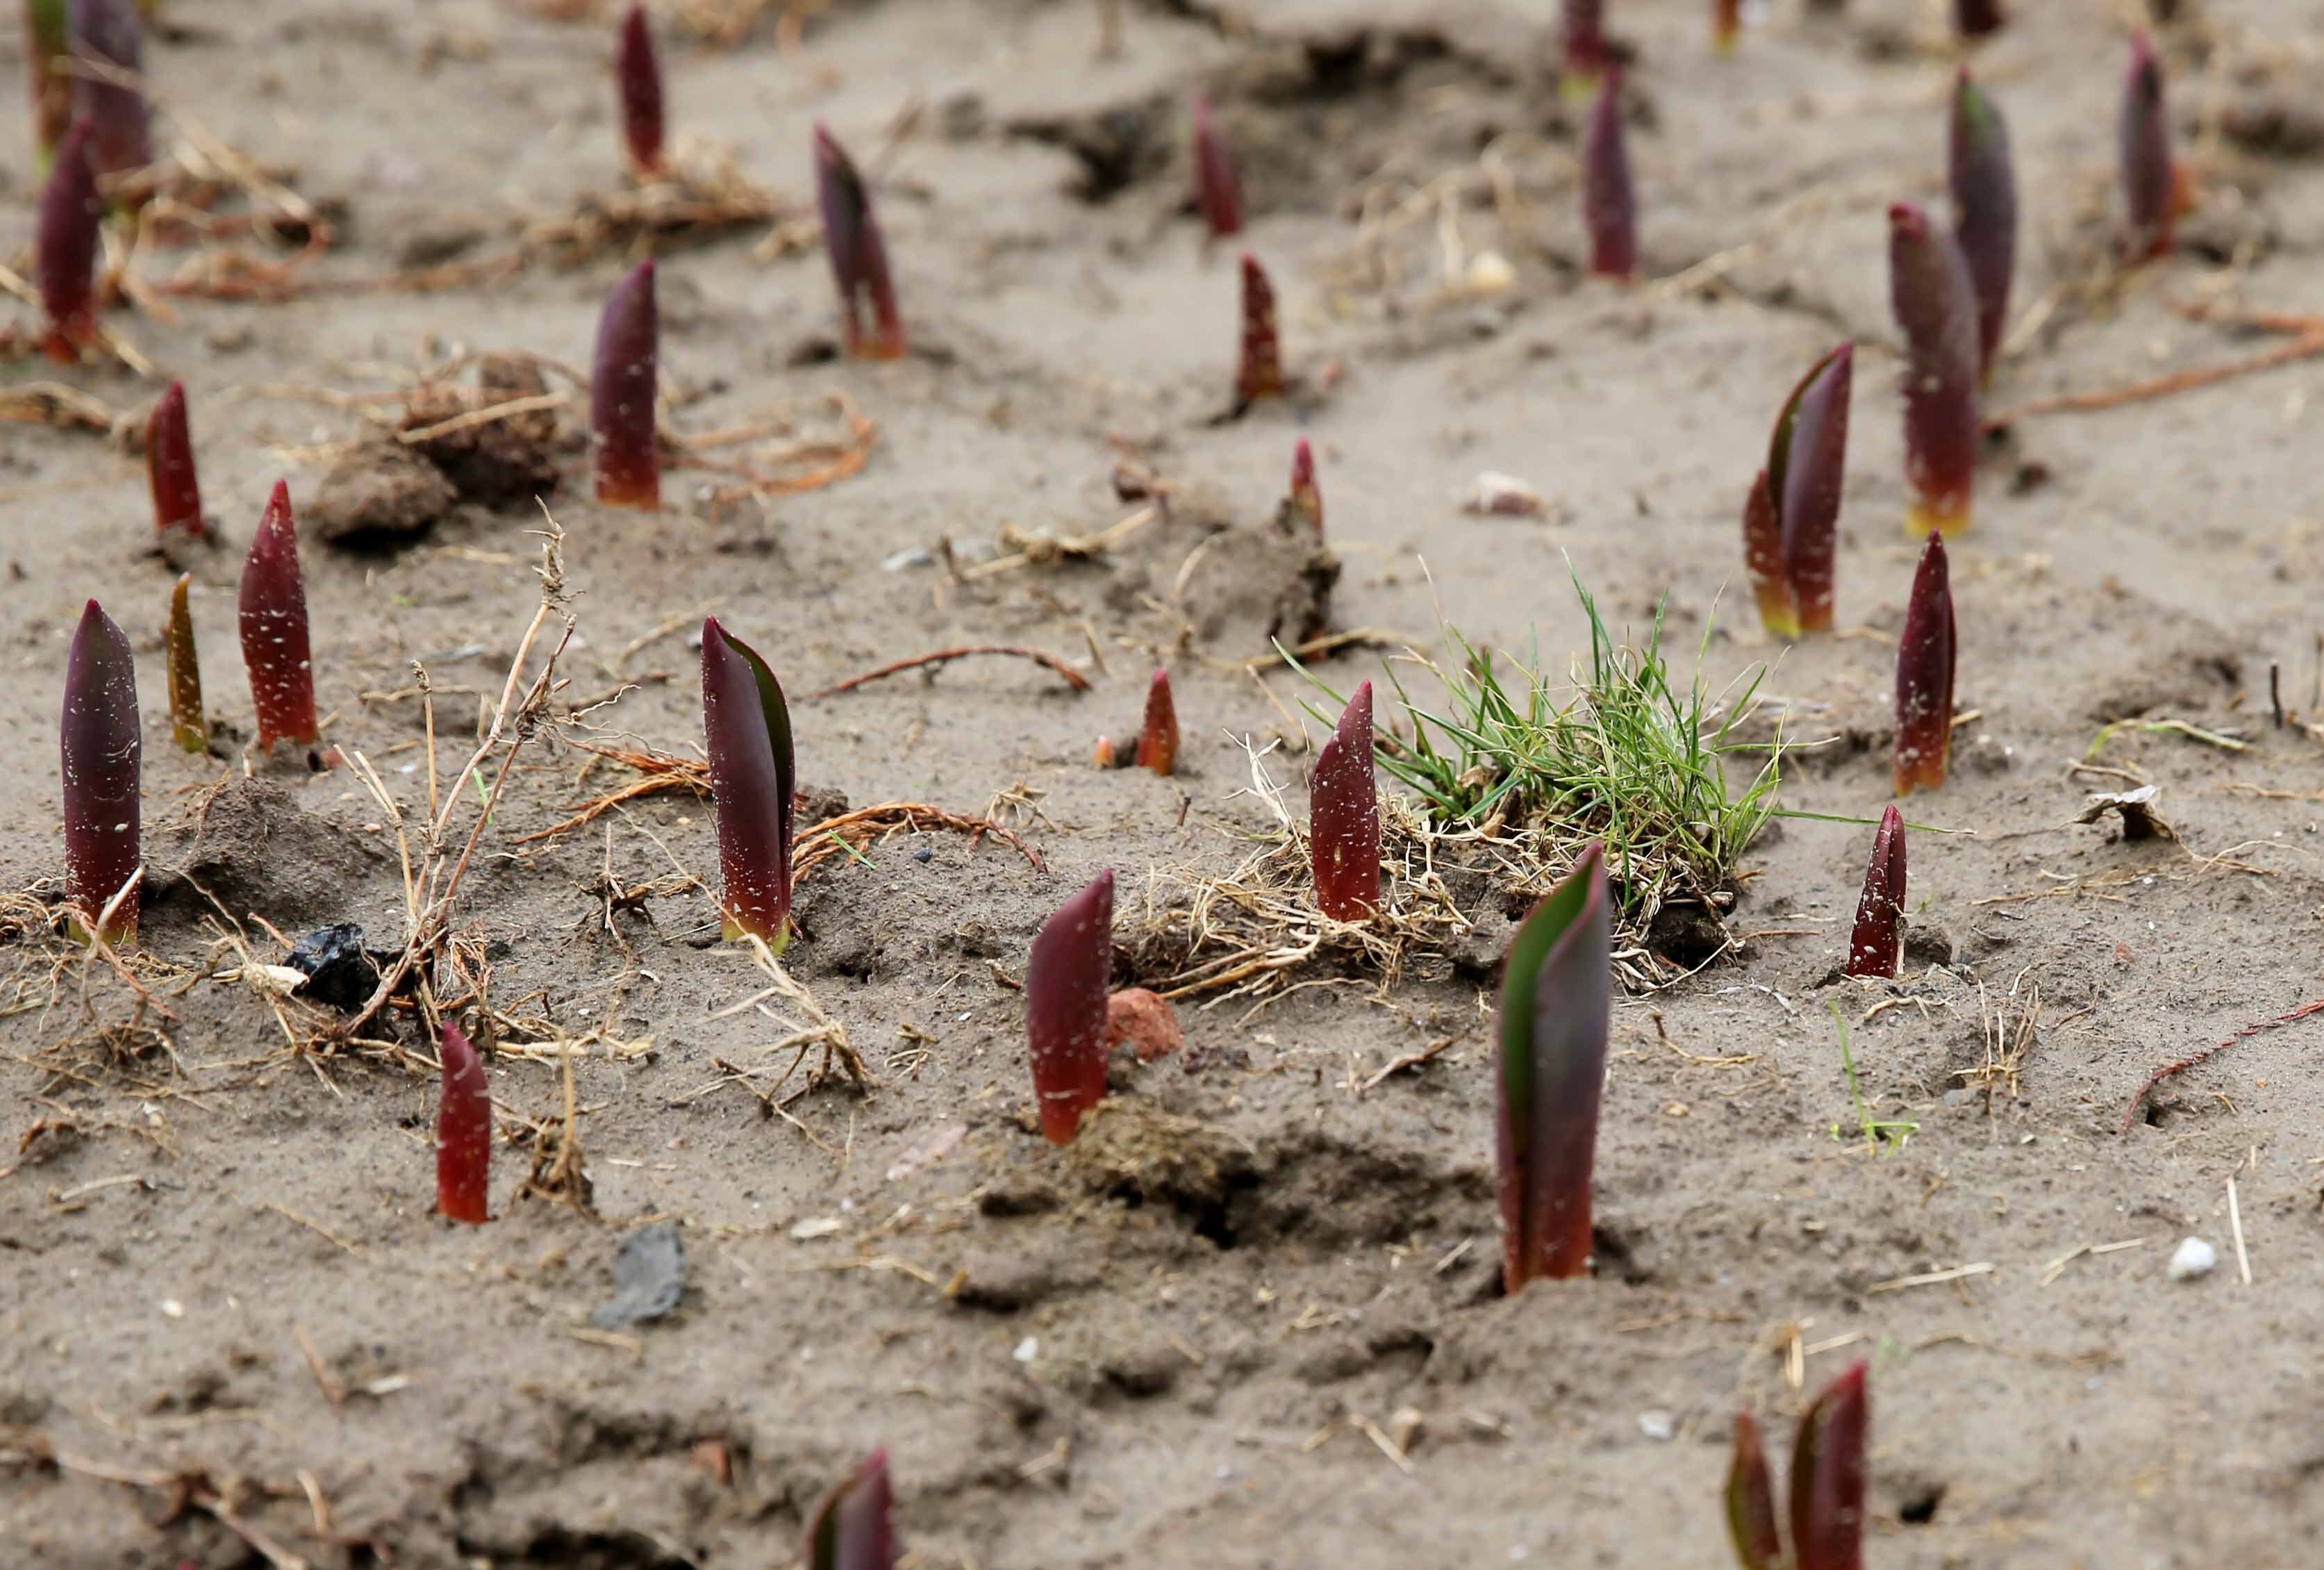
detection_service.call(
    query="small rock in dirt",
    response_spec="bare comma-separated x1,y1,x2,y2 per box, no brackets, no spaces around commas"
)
1462,470,1550,518
401,354,563,509
1106,987,1183,1064
308,442,459,548
2167,1236,2218,1282
1012,1335,1039,1363
1638,1410,1675,1441
284,922,381,1012
592,1221,688,1329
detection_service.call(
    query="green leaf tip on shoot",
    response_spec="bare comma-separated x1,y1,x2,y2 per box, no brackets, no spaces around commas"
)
1310,679,1380,923
814,123,905,361
1949,69,2016,380
435,1020,491,1225
61,597,141,945
1026,869,1113,1145
1741,341,1852,639
1580,67,1636,282
165,571,206,754
700,615,796,953
36,117,100,363
1495,841,1611,1292
616,3,665,178
26,0,72,164
1844,804,1905,978
237,481,321,753
591,258,661,509
1561,0,1610,93
1893,529,1956,795
1886,201,1979,538
804,1448,898,1570
1713,0,1741,56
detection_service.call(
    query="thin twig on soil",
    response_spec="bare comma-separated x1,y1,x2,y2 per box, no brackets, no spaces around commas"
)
807,645,1092,700
2121,997,2324,1132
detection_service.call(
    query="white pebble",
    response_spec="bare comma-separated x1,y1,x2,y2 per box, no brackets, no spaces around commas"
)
2168,1237,2217,1281
1013,1336,1039,1363
1638,1410,1675,1441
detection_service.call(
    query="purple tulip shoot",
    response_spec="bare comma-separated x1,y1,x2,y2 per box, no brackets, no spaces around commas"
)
814,123,906,361
1886,201,1979,538
165,571,205,754
26,0,71,163
435,1020,491,1225
37,118,101,363
1844,804,1906,979
1025,869,1113,1145
1310,680,1380,923
1894,530,1957,795
1789,1362,1871,1570
1495,842,1611,1292
147,380,205,539
804,1448,899,1570
591,258,661,509
2120,30,2175,261
1134,667,1179,776
700,616,796,952
1713,0,1741,55
616,3,665,177
1562,0,1610,91
1580,68,1636,281
60,598,141,945
1956,0,2005,37
1286,438,1322,538
1191,93,1241,240
69,0,150,181
1949,69,2017,379
1740,340,1852,639
1725,1411,1783,1570
1234,252,1285,412
238,481,320,753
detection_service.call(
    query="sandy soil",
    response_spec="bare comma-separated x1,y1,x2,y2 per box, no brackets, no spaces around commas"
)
6,1,2324,1566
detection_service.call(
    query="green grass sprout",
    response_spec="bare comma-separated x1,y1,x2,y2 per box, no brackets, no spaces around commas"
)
1829,1000,1916,1150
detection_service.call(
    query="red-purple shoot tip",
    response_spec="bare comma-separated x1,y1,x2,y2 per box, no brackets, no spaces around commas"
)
1955,0,2005,38
1713,0,1741,55
1235,252,1285,412
27,0,71,163
1725,1366,1872,1570
1287,439,1322,538
1311,681,1380,923
61,598,140,945
813,124,905,361
165,572,204,754
435,1020,491,1225
148,381,204,539
701,617,796,952
1741,341,1852,639
37,118,101,363
616,3,665,177
1191,94,1241,240
238,481,319,753
1495,842,1611,1293
2121,31,2174,261
1725,1412,1783,1570
1135,668,1179,776
1790,1362,1871,1570
1026,870,1113,1145
1581,69,1636,281
69,0,150,181
1886,201,1979,537
804,1449,898,1570
1894,531,1956,796
1845,804,1906,979
1562,0,1610,90
1950,70,2016,380
592,258,661,509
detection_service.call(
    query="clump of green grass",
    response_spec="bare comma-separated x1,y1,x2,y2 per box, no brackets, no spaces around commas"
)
1293,565,1784,929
